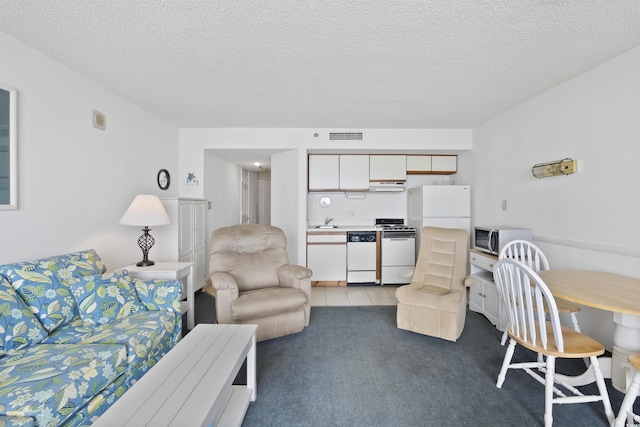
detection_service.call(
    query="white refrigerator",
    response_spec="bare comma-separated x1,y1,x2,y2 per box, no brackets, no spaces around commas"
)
407,185,471,250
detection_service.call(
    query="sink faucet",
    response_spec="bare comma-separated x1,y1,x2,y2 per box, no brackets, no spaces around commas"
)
324,217,333,225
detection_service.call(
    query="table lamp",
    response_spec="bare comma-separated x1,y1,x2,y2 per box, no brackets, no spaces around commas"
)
119,194,171,266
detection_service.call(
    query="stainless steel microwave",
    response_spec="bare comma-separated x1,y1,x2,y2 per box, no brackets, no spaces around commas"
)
473,226,533,255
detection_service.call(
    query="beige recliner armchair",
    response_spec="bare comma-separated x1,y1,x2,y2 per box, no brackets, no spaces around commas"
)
206,224,312,341
396,226,472,342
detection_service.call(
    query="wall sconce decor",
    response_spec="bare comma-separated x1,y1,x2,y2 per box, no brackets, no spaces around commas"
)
532,158,577,179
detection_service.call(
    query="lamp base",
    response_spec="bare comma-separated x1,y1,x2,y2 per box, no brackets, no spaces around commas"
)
136,227,156,268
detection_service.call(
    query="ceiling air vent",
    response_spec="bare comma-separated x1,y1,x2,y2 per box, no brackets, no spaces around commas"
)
329,132,363,141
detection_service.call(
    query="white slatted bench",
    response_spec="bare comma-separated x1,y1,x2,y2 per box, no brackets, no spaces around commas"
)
94,324,257,427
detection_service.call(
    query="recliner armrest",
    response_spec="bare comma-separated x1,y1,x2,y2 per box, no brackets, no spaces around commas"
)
211,272,239,294
278,264,312,288
210,271,240,325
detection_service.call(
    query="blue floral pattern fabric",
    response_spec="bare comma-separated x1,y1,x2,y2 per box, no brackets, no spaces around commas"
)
0,250,106,333
43,310,178,378
0,250,183,426
70,273,146,326
133,278,183,343
0,276,48,356
0,343,127,427
0,415,35,426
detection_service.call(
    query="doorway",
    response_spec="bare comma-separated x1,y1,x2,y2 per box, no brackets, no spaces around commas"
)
241,168,271,225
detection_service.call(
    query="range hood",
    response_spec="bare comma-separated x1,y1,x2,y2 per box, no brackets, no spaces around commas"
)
369,181,406,192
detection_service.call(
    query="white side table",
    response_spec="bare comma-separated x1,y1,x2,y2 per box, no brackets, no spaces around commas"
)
117,262,196,330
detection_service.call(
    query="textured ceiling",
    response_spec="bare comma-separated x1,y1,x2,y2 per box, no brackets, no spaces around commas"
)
2,1,640,130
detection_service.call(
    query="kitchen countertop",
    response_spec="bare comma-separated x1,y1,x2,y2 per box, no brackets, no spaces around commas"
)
307,226,379,232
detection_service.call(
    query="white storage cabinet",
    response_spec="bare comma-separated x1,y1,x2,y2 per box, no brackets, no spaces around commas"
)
339,155,369,191
307,231,347,281
468,249,504,330
308,155,339,191
369,155,407,181
160,198,208,292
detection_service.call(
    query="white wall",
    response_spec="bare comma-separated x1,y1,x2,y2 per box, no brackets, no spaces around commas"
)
0,32,179,268
179,128,472,261
204,150,242,230
458,45,640,349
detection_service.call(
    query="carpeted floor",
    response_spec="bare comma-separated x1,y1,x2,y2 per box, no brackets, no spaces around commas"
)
192,291,631,427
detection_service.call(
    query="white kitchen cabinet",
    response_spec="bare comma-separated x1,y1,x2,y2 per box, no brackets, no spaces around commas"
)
431,155,457,174
308,155,339,191
369,155,407,181
307,231,347,282
339,155,369,191
468,249,504,330
160,198,208,292
406,155,457,174
406,155,432,174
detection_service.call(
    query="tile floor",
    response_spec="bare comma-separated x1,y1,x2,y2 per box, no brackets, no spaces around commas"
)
310,285,400,306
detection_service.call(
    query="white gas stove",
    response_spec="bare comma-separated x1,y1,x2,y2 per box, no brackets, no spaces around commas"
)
375,219,416,285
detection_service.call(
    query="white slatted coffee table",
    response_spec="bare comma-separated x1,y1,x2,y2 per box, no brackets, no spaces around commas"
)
94,324,257,427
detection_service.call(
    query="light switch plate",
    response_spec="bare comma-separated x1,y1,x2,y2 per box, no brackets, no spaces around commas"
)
93,110,106,130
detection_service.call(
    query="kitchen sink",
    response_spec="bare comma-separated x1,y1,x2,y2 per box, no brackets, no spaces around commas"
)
316,225,338,229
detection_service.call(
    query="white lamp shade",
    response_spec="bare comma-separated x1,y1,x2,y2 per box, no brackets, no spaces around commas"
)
119,194,171,227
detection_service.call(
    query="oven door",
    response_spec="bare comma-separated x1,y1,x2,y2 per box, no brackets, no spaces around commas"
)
381,234,416,284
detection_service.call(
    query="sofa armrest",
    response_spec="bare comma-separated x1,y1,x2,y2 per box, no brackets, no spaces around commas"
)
134,278,183,315
134,278,183,343
211,272,239,324
278,264,313,289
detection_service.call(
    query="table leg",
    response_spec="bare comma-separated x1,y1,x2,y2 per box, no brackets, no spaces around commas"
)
187,264,195,330
555,357,611,387
247,333,257,401
555,313,640,390
612,313,640,392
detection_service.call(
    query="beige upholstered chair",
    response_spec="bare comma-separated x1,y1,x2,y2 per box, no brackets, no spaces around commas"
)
206,224,312,341
395,226,472,342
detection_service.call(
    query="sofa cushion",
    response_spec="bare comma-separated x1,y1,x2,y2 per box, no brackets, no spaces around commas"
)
0,276,47,356
70,272,146,326
231,287,307,322
42,310,178,379
0,343,127,427
0,250,106,333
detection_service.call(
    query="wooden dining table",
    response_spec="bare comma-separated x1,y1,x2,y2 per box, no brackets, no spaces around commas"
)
538,270,640,392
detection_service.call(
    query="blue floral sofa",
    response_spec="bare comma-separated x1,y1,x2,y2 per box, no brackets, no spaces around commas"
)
0,250,183,427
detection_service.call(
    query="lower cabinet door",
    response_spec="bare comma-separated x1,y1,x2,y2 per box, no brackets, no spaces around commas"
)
469,273,503,329
307,244,346,281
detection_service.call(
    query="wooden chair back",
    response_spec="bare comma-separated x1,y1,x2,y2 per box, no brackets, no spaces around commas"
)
499,240,549,272
493,258,563,352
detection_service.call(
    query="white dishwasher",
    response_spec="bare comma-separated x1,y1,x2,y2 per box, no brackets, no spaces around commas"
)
346,231,377,285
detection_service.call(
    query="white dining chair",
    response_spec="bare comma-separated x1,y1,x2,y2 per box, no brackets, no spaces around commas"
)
498,240,582,345
614,353,640,427
493,259,614,427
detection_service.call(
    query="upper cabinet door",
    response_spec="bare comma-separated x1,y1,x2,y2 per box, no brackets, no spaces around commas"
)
431,155,457,174
308,155,339,191
406,155,432,174
406,155,457,174
369,155,407,181
339,155,369,190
